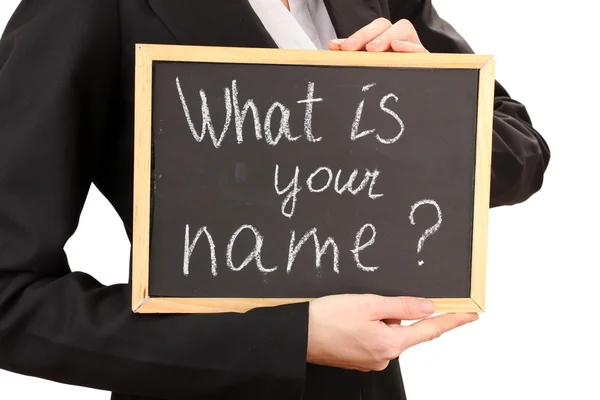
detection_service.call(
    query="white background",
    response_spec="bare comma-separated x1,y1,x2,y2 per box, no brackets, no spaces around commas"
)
1,0,598,399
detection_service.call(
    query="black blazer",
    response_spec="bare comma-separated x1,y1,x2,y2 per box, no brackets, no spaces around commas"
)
0,1,549,400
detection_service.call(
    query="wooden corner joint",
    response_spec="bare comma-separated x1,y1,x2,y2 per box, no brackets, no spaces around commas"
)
133,296,151,313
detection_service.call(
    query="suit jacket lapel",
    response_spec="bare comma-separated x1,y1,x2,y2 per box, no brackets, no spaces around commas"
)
323,0,385,38
147,0,277,48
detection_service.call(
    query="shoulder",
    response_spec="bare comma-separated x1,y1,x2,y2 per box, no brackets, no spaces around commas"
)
2,0,120,42
0,0,122,91
1,0,121,66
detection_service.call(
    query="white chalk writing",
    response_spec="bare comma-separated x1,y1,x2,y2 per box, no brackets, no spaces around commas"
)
377,93,405,144
297,81,323,142
287,228,340,274
275,165,384,218
264,101,293,145
274,164,302,219
409,199,442,266
351,223,378,272
183,224,217,277
231,80,262,143
307,167,333,193
226,225,277,273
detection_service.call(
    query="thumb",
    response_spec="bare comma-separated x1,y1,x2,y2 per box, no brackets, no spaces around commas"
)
393,313,479,351
369,296,435,321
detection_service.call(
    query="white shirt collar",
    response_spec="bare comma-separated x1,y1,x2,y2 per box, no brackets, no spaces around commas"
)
247,0,338,50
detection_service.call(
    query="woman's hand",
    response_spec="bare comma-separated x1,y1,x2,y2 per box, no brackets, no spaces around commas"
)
307,294,478,372
329,18,428,53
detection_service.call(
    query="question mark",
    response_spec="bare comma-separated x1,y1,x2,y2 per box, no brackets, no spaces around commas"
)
409,199,442,266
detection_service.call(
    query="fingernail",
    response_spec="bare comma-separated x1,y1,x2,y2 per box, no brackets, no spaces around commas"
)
330,39,342,46
470,314,479,322
420,300,435,314
342,38,356,49
369,39,381,48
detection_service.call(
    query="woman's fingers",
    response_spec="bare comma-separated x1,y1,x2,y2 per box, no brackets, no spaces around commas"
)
328,38,346,50
390,40,428,53
367,19,427,52
329,19,428,53
335,18,393,51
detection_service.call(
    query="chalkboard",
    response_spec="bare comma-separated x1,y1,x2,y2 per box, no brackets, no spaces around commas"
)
132,44,495,314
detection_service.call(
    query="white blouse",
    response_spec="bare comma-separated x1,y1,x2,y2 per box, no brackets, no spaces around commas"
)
247,0,338,50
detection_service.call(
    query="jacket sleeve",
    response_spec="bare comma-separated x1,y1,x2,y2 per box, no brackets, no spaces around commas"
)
0,1,308,399
391,0,551,207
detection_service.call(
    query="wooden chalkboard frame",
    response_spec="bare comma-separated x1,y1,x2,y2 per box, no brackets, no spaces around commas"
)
132,44,495,314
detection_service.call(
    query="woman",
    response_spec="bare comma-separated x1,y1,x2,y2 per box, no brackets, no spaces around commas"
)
0,1,549,399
